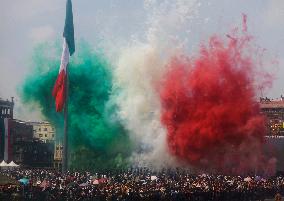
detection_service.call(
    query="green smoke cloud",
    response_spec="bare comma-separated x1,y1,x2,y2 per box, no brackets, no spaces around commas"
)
19,41,132,171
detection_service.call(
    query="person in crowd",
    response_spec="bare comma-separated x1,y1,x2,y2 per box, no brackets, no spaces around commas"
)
1,168,284,201
275,193,282,201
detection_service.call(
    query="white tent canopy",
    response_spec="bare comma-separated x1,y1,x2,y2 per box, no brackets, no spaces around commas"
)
7,161,19,167
0,160,8,167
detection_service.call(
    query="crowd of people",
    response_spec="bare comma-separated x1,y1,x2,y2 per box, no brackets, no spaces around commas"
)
0,168,284,200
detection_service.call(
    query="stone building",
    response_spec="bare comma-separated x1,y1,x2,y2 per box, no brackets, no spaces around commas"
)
26,121,55,142
0,97,55,167
260,96,284,172
0,97,14,119
0,118,34,163
0,97,15,162
259,97,284,136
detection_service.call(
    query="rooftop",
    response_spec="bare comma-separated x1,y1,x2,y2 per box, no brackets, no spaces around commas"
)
26,121,52,125
0,97,14,107
259,97,284,109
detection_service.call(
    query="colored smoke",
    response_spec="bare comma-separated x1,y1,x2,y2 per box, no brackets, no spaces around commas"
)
114,44,171,167
18,1,276,173
19,42,132,171
113,0,200,167
160,33,273,174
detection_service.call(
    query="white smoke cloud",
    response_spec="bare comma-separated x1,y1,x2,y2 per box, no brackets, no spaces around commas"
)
114,43,171,167
113,0,200,167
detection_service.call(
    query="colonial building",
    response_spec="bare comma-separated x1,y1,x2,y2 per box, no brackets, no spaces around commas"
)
0,98,16,162
12,140,54,167
259,96,284,136
10,119,34,163
0,97,14,119
0,97,55,167
26,121,55,142
260,96,284,172
0,118,33,163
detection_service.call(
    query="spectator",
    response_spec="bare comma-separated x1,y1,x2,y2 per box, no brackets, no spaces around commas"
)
1,168,284,201
275,193,282,201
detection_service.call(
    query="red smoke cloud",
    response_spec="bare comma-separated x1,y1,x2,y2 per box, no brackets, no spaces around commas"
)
160,31,273,174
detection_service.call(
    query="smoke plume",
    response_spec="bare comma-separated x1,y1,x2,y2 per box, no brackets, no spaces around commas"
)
160,32,273,174
20,42,132,171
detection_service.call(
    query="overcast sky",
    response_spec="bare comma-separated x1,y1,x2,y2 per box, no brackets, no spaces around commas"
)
0,0,284,120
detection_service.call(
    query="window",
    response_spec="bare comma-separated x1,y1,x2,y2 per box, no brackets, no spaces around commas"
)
39,128,41,131
39,134,43,137
52,134,55,138
45,134,47,137
44,128,47,131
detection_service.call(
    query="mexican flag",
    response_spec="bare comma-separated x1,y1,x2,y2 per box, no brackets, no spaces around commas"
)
52,0,75,112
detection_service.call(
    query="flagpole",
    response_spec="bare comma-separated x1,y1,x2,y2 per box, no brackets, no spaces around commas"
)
62,64,69,173
53,0,74,173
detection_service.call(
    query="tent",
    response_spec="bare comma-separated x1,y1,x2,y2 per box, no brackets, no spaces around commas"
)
0,160,8,167
7,161,19,167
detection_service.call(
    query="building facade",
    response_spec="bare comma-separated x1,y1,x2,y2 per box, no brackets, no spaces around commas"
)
260,97,284,172
0,97,56,167
0,118,34,163
13,140,54,167
4,120,55,167
259,97,284,137
27,121,55,142
0,98,15,162
0,97,14,119
10,119,34,163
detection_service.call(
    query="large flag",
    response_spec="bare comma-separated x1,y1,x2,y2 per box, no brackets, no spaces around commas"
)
52,0,75,112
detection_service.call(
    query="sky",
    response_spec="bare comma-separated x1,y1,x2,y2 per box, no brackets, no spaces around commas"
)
0,0,284,121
